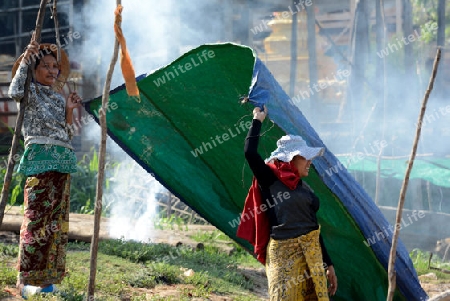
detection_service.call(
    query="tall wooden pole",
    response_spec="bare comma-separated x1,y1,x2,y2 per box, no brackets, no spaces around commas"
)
437,0,445,97
386,48,441,300
52,0,62,63
403,0,413,76
375,0,385,107
305,0,318,121
349,0,369,141
87,0,121,298
0,0,47,228
289,0,297,98
374,0,386,205
402,0,415,104
437,0,446,48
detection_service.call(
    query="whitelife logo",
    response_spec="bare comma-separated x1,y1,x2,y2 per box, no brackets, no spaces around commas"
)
376,22,437,58
228,191,291,228
363,210,425,247
153,50,215,87
325,140,388,177
190,121,252,158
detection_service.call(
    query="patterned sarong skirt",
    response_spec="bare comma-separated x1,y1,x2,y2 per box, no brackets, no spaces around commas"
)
17,171,71,286
266,229,329,301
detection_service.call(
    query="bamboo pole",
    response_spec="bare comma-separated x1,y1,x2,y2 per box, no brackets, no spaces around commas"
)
87,1,121,298
0,0,48,229
386,47,441,300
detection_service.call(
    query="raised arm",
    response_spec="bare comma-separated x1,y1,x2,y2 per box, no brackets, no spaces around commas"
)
244,106,277,187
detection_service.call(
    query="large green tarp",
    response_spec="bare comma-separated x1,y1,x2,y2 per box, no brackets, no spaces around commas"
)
85,43,426,300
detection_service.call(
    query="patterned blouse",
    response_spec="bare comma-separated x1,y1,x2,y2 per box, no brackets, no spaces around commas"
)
8,62,77,176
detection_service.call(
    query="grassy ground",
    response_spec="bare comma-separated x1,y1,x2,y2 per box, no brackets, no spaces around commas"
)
1,231,450,300
0,230,266,301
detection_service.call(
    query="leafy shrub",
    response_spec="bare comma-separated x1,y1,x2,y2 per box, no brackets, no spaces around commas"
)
70,148,118,215
70,149,100,214
0,264,17,285
0,243,19,257
0,161,26,206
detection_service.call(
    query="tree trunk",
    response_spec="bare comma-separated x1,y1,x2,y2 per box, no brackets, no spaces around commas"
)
437,0,446,48
375,0,384,99
289,0,298,98
403,0,413,75
306,0,318,122
403,0,415,102
349,0,369,137
437,0,445,96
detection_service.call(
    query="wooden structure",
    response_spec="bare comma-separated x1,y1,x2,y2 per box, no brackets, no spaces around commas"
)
157,191,208,225
0,0,79,58
1,0,446,153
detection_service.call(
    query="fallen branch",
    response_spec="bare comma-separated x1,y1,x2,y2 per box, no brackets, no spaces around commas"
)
428,253,450,274
430,266,450,275
386,47,442,300
429,291,450,301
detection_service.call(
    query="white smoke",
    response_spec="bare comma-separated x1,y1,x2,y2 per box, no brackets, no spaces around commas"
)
106,154,163,242
75,0,177,241
74,0,229,241
79,0,179,87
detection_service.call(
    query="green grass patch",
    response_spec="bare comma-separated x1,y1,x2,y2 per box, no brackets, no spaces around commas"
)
190,229,261,268
0,238,263,300
5,238,450,300
190,229,230,243
4,229,450,300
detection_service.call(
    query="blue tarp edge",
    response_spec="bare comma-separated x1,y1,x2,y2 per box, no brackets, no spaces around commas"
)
248,58,428,301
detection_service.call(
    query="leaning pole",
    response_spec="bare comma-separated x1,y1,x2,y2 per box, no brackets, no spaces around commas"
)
0,0,48,228
87,0,121,298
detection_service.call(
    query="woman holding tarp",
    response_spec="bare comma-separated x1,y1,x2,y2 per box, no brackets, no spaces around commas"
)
8,33,82,298
238,105,337,300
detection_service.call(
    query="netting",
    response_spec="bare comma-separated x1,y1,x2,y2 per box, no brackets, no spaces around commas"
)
340,155,450,188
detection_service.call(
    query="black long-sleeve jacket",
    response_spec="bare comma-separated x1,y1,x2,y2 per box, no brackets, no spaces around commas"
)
244,119,333,266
